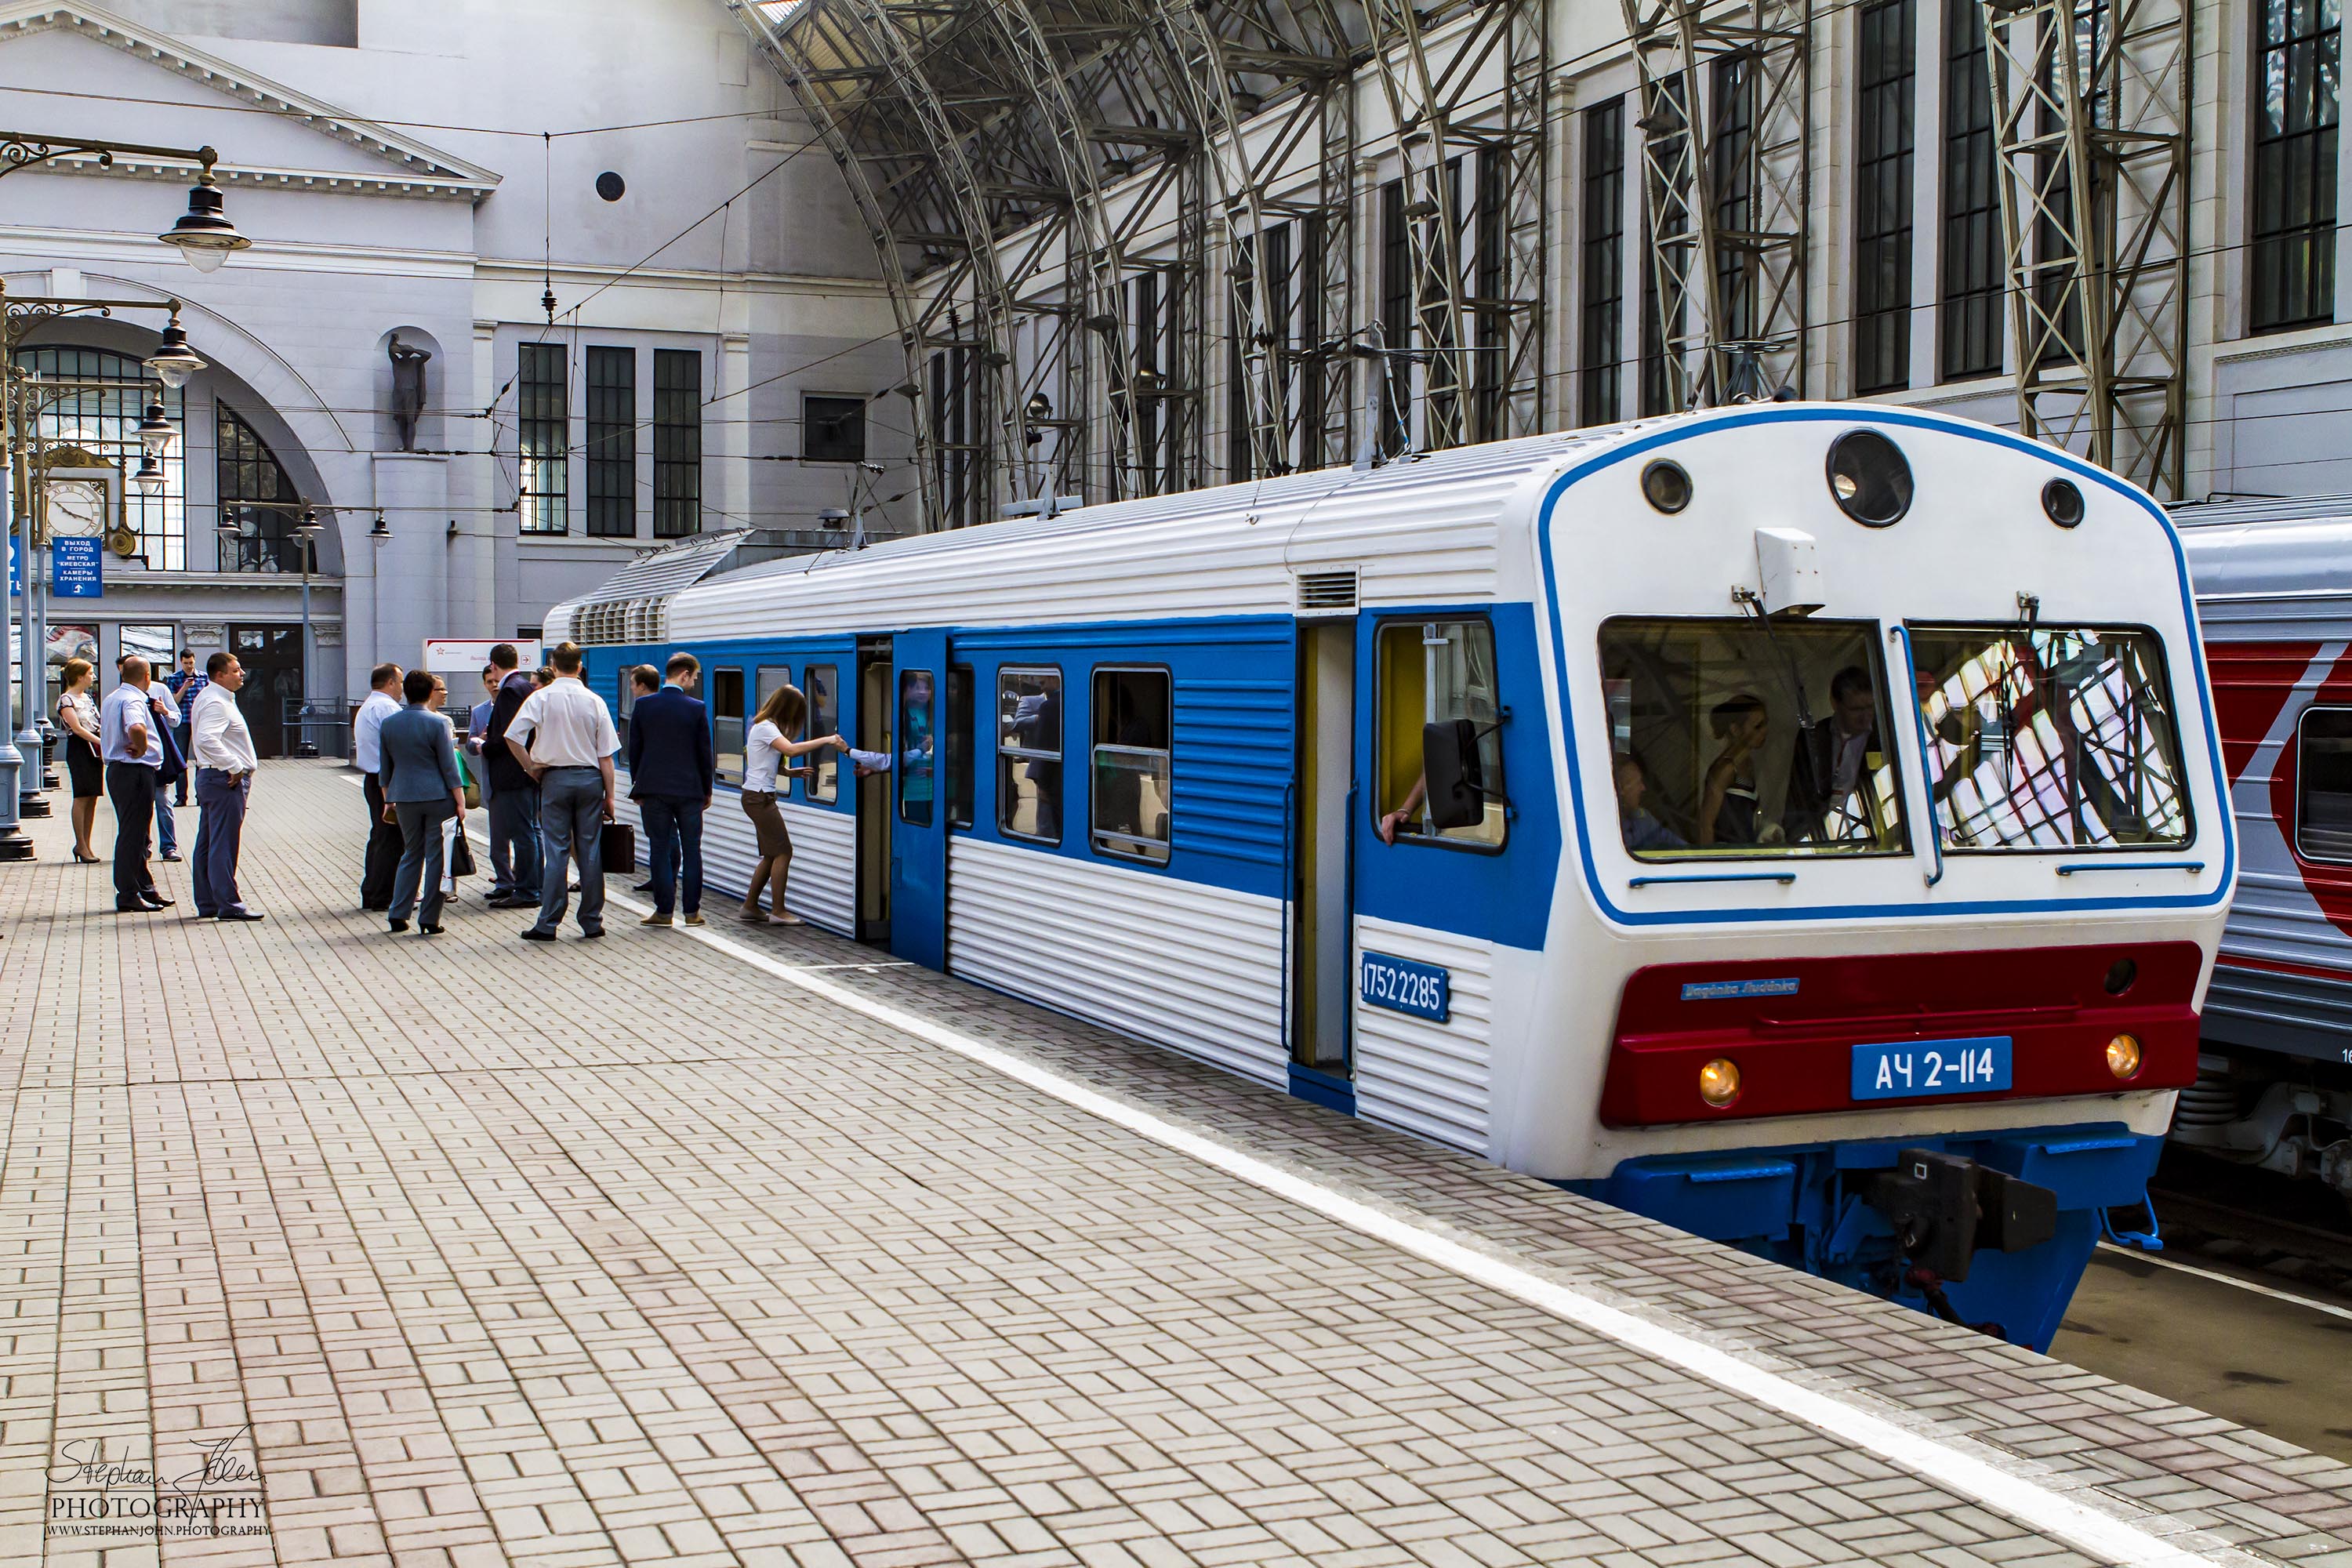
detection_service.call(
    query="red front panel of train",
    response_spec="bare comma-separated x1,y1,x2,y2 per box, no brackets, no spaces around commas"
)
1599,943,2204,1126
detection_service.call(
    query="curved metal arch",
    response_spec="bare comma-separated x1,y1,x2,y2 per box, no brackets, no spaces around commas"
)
731,1,945,526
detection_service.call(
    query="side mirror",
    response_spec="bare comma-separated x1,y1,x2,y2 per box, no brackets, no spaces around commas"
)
1423,718,1484,831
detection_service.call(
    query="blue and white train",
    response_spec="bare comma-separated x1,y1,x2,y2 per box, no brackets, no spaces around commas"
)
548,404,2234,1349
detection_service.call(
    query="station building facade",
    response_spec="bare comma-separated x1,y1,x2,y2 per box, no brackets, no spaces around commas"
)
0,0,904,750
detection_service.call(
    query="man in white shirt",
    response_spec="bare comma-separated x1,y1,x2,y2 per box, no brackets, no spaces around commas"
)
352,662,404,911
504,641,619,941
100,655,169,913
190,652,263,922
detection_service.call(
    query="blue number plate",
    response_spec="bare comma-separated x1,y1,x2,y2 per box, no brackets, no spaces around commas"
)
1360,951,1450,1023
1850,1036,2012,1101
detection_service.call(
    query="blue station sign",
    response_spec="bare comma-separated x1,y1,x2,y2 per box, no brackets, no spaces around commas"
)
51,537,103,599
1360,950,1450,1023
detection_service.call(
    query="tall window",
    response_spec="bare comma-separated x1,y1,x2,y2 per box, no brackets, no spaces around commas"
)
1581,97,1627,426
216,403,299,572
997,666,1062,844
1855,0,1918,393
1710,57,1756,344
12,347,183,568
586,347,634,538
1940,0,2003,379
2254,0,2343,332
653,348,701,538
1380,177,1410,451
518,343,567,534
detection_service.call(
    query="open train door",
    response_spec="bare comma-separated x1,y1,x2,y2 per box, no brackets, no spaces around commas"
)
854,637,893,946
885,628,949,969
1289,619,1356,1109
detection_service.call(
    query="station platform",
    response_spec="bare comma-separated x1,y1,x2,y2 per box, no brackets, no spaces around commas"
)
5,759,2352,1568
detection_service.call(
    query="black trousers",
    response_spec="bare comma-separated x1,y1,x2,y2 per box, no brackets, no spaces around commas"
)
361,771,402,909
105,760,157,903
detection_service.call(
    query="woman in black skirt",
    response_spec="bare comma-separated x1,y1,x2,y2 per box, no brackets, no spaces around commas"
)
53,656,103,863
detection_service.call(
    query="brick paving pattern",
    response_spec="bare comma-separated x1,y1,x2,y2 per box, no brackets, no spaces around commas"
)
0,760,2347,1568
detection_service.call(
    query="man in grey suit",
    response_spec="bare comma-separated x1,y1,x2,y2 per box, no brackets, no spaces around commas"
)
378,668,467,935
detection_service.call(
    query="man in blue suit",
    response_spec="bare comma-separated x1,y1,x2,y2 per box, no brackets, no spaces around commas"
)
627,652,715,927
378,668,467,935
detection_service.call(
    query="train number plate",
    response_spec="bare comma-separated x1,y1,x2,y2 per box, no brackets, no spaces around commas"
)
1849,1036,2012,1101
1360,952,1450,1023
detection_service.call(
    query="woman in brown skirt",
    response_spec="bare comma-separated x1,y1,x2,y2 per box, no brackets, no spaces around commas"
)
739,681,847,924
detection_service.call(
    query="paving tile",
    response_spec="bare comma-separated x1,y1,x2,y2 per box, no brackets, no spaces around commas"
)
1,761,2348,1567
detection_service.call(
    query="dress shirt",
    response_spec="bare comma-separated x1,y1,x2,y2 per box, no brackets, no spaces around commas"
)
191,684,258,773
506,675,619,768
100,684,160,767
353,689,401,774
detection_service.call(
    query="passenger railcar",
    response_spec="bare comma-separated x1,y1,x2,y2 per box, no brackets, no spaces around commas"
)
2172,497,2352,1203
550,404,2234,1348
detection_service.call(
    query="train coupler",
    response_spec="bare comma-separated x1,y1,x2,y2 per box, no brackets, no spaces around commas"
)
1861,1147,2058,1283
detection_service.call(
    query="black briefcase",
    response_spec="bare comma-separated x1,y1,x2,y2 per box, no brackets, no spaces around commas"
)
599,820,636,874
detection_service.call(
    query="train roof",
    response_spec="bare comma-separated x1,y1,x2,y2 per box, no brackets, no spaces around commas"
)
2171,494,2352,639
552,417,1642,643
545,403,2133,645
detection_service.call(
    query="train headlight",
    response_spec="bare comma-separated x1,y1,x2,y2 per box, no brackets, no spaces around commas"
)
1825,429,1913,527
1697,1058,1742,1109
2105,1033,2143,1080
2042,477,2085,528
1641,458,1693,514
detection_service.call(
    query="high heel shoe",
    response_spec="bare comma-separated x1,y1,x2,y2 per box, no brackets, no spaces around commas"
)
73,849,100,864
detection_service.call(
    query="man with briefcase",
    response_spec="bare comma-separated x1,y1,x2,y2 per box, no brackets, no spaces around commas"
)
501,641,621,942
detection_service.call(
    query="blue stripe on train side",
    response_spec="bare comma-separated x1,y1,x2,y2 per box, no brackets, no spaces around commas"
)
1534,406,2237,927
593,607,1565,949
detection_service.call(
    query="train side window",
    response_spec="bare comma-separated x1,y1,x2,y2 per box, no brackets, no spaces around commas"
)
1092,667,1171,864
946,666,975,828
616,666,638,753
805,664,840,804
1376,619,1506,849
2298,708,2352,862
899,669,937,826
756,665,793,796
711,666,745,784
998,667,1063,843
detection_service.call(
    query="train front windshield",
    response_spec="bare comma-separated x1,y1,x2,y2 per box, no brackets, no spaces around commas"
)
1602,618,2194,859
1909,626,2192,852
1602,618,1909,857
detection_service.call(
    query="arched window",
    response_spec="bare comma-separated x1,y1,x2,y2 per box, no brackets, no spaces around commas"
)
9,346,184,568
216,403,303,573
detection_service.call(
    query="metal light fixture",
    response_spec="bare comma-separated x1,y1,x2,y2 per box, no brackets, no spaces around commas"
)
143,315,205,390
214,514,239,537
292,505,322,538
135,397,176,456
129,453,165,495
369,509,390,542
158,164,250,273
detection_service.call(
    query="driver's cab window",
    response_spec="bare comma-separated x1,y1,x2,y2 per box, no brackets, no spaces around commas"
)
1597,617,1907,858
1376,619,1505,848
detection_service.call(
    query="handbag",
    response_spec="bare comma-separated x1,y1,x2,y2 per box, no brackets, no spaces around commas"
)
448,830,477,878
599,819,635,874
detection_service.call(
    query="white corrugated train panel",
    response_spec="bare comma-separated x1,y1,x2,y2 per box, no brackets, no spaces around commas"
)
946,837,1287,1086
610,784,855,934
659,428,1619,642
1350,915,1495,1154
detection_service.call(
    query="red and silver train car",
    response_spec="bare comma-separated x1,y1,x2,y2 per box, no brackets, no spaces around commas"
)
2176,497,2352,1201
